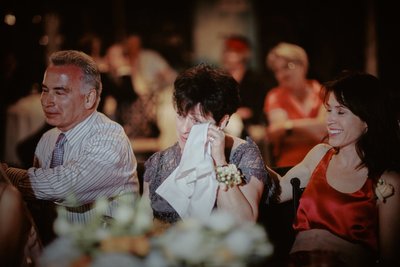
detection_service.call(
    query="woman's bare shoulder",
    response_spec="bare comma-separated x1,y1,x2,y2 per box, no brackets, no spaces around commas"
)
302,143,332,169
280,144,332,189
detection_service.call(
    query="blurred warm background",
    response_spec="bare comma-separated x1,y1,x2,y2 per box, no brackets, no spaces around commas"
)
1,0,398,166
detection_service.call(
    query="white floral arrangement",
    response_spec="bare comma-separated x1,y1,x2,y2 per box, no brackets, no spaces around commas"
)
40,194,273,267
154,211,273,267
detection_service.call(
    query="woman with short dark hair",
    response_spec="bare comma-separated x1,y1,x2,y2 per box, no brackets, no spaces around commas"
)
142,64,269,227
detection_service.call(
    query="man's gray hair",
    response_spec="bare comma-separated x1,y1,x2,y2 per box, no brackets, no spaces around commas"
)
49,50,102,98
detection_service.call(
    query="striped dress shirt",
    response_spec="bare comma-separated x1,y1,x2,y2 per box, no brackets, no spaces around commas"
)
9,111,138,224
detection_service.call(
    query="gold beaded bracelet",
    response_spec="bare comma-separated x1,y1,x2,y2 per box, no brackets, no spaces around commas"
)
215,164,244,188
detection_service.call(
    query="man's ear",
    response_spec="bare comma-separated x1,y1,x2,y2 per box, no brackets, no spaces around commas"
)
84,89,97,109
218,115,230,130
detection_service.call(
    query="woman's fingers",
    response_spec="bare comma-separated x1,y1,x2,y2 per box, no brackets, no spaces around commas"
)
208,124,224,141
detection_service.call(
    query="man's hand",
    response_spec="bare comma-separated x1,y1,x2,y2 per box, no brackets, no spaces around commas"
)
1,162,8,172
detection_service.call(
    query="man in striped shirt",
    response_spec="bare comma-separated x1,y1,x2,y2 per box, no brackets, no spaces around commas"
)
3,50,139,245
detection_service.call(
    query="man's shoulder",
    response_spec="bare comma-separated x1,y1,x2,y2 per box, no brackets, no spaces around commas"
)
91,112,124,131
69,112,127,143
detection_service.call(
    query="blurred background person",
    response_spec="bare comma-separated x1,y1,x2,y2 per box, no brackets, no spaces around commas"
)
124,33,177,97
77,33,107,73
222,35,269,138
221,34,271,161
124,33,178,159
100,42,137,126
264,42,327,167
1,50,45,167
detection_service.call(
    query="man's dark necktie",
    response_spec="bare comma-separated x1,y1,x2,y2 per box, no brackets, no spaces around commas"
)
50,133,66,168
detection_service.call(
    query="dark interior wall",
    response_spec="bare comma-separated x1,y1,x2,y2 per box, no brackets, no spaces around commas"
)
1,0,398,161
1,0,396,99
376,1,398,91
254,0,367,83
375,1,399,116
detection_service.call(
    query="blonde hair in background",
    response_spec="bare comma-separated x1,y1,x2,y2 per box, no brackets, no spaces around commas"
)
266,42,309,71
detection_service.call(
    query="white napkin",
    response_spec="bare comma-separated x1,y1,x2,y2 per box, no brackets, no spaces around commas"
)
156,123,218,220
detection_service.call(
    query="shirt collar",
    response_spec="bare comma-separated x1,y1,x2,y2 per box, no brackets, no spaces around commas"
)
59,111,98,147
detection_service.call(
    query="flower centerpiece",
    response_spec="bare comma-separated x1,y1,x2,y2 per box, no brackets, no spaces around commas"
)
40,194,273,267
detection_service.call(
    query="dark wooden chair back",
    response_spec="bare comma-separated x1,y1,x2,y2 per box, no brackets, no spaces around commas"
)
290,177,305,218
258,165,307,266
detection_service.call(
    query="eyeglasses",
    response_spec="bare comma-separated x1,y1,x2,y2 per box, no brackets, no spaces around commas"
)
271,61,301,73
286,62,297,70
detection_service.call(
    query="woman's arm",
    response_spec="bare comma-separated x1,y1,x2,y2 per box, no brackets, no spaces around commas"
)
216,175,264,222
0,184,31,267
378,171,400,265
268,143,331,203
220,143,328,220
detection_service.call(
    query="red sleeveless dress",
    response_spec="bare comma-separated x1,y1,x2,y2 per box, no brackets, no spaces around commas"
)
293,148,378,251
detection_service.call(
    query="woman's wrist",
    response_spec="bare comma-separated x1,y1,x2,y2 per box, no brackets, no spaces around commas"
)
214,158,227,167
215,164,244,188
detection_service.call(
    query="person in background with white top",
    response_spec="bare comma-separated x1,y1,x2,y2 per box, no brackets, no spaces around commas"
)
123,34,178,156
1,50,138,245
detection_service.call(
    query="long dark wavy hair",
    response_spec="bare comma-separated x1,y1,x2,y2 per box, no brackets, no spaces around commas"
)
321,70,400,180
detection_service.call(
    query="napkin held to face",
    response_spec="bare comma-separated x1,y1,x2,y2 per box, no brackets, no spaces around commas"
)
156,123,218,220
